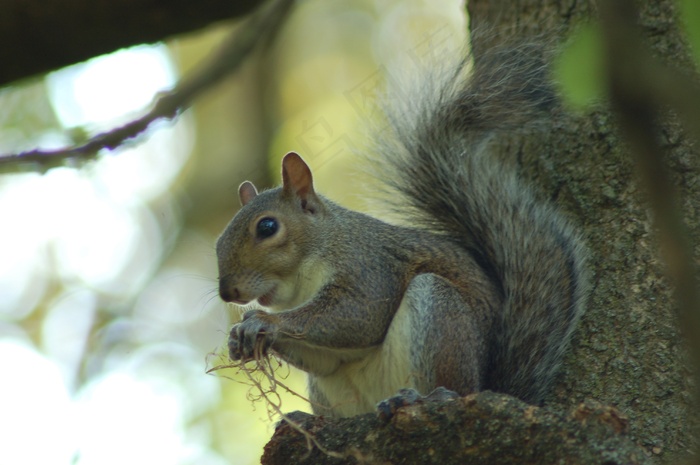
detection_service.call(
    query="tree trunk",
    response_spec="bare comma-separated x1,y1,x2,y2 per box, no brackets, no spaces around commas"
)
261,0,697,463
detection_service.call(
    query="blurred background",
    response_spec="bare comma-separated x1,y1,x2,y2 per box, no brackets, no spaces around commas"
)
0,1,466,464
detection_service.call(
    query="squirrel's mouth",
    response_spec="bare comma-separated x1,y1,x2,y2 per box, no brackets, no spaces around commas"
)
257,286,277,307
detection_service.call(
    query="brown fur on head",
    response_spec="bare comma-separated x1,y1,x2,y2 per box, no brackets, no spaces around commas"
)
216,152,330,311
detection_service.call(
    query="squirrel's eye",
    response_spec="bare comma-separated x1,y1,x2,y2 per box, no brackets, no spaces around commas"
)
256,217,278,239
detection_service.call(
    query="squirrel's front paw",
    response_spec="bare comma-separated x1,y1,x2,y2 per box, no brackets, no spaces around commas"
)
228,310,279,362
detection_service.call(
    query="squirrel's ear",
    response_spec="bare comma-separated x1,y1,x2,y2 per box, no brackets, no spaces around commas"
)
239,181,258,206
282,152,318,212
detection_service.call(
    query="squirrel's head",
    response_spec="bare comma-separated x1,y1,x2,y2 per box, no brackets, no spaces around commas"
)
216,152,328,310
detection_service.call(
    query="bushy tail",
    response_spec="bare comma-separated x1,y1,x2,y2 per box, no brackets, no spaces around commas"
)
375,39,588,404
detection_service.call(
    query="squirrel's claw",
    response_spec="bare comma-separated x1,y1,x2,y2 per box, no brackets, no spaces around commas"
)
376,387,460,422
227,327,243,361
228,310,278,362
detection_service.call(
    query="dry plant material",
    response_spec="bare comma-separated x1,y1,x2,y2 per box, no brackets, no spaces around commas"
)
206,337,370,462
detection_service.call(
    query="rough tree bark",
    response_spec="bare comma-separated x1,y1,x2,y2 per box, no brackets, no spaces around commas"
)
262,393,648,465
260,0,697,463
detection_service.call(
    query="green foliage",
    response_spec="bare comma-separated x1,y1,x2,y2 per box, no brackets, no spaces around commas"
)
555,2,700,110
679,0,700,67
554,23,606,110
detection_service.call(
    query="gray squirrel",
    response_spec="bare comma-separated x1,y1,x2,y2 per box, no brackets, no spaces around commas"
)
216,41,588,417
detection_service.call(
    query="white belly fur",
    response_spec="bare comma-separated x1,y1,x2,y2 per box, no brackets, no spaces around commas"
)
312,294,415,417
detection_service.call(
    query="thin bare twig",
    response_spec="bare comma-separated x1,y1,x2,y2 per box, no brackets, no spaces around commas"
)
0,0,295,174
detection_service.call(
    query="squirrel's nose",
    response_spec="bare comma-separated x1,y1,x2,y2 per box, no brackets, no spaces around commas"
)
219,286,239,303
219,277,248,304
219,276,238,302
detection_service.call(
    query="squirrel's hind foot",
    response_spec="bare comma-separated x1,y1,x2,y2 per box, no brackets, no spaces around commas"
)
376,387,460,422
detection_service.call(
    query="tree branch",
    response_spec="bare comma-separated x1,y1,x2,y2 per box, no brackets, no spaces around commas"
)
261,392,649,465
0,0,295,173
1,0,264,88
